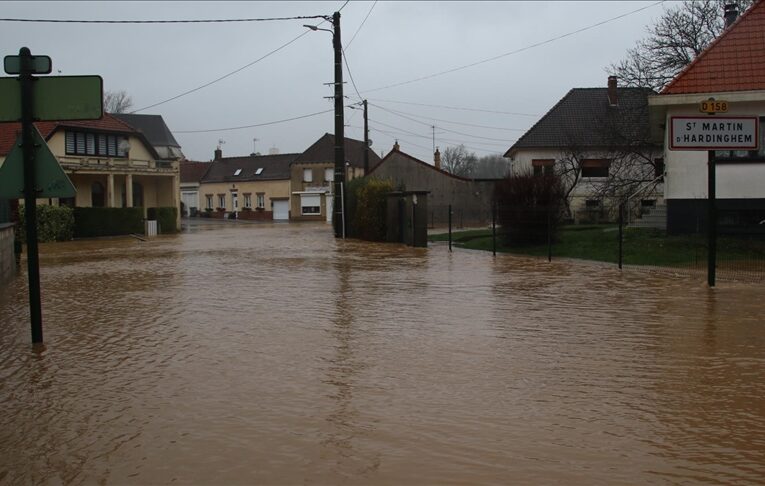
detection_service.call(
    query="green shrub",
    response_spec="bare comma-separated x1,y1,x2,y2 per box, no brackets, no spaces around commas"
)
155,207,178,234
17,205,74,242
494,171,566,246
73,207,144,238
346,177,394,241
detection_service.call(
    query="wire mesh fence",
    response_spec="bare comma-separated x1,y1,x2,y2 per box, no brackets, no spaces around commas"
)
430,202,765,285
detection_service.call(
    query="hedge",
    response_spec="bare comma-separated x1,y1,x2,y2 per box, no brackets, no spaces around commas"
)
147,207,178,234
346,177,395,241
17,205,74,243
73,207,144,238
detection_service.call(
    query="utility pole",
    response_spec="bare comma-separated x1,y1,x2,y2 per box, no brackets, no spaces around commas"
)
332,11,345,239
363,99,369,174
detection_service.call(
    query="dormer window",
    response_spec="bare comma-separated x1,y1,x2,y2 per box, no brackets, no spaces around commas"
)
255,168,264,175
233,169,242,176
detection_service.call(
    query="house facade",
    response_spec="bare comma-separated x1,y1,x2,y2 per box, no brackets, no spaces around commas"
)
505,78,663,223
290,133,379,222
368,144,497,226
0,114,181,229
180,161,211,217
198,148,298,220
648,0,765,234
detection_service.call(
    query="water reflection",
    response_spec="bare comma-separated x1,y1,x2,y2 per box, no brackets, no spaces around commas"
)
0,221,763,484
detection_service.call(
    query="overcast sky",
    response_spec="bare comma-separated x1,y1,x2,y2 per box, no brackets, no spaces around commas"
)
1,1,671,163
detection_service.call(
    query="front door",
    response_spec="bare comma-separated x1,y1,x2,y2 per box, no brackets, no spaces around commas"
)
232,192,239,212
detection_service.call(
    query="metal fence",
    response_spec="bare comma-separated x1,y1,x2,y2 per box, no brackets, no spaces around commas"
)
433,202,765,285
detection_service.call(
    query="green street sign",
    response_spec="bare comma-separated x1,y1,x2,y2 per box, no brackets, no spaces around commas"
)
0,75,103,122
0,127,76,199
4,54,52,75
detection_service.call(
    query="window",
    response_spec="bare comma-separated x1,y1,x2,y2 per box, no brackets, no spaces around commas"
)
205,194,213,210
532,159,555,177
654,157,665,180
233,169,242,176
255,168,264,175
585,199,601,209
300,194,321,215
256,193,265,209
65,131,128,158
581,159,610,178
243,193,252,209
303,168,313,182
324,168,334,182
218,194,226,209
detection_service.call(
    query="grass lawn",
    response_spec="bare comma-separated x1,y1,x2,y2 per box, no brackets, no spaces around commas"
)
429,225,765,268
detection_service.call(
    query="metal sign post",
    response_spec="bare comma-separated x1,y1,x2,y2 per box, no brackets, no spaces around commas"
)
668,113,759,287
1,47,102,344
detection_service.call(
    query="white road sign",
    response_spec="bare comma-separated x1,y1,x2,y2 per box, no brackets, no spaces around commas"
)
669,116,759,150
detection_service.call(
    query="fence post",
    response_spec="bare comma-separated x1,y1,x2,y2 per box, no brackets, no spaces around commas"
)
492,202,497,257
547,204,552,263
618,202,624,270
448,204,452,252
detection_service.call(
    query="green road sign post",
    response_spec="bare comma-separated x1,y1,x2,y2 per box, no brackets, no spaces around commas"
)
1,47,103,344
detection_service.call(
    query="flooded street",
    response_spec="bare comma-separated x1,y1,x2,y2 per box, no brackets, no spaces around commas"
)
1,220,764,485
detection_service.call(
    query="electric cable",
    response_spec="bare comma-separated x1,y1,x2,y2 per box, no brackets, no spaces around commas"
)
345,0,377,50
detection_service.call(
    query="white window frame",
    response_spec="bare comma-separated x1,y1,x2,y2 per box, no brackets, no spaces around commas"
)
205,195,213,210
218,194,226,209
256,193,265,209
300,194,321,215
303,168,313,182
243,194,252,209
324,168,334,182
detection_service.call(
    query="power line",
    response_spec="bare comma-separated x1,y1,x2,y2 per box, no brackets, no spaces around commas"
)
131,24,323,113
368,104,527,131
345,0,377,50
369,98,539,117
0,15,327,24
370,103,515,143
362,1,663,94
342,48,364,102
369,118,512,149
175,108,335,133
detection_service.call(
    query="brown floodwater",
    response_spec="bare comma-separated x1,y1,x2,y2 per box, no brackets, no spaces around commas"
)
1,219,764,485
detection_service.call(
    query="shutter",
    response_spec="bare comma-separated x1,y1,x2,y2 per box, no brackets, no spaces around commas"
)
65,132,75,154
86,133,96,155
107,135,117,156
75,132,86,154
98,134,107,155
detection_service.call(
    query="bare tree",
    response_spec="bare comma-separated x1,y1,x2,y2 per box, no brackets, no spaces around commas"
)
609,0,754,91
473,154,511,178
442,145,477,178
103,90,133,114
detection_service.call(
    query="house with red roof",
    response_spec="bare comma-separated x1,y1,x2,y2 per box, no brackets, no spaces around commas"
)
648,0,765,233
0,113,181,230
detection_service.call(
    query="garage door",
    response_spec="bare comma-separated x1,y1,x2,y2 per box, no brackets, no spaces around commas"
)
272,200,289,220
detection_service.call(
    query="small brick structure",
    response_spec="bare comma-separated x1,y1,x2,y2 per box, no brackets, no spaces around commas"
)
237,209,273,221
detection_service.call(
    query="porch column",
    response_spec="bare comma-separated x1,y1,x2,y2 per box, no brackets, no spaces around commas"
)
126,174,133,207
107,173,115,208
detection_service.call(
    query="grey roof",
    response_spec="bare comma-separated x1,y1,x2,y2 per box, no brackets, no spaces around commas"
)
505,87,657,156
293,133,381,168
113,113,181,148
201,153,300,183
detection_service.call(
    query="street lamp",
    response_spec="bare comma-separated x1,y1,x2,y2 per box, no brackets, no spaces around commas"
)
305,12,345,239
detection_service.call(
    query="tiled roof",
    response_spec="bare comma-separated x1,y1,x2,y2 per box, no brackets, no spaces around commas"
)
201,153,300,183
180,161,212,183
368,148,474,182
113,113,181,148
293,133,381,168
505,87,656,155
662,0,765,94
0,114,148,156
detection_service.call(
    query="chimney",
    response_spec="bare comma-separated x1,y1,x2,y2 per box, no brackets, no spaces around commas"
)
214,147,222,160
393,139,400,151
434,147,441,170
607,76,618,106
724,3,739,28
